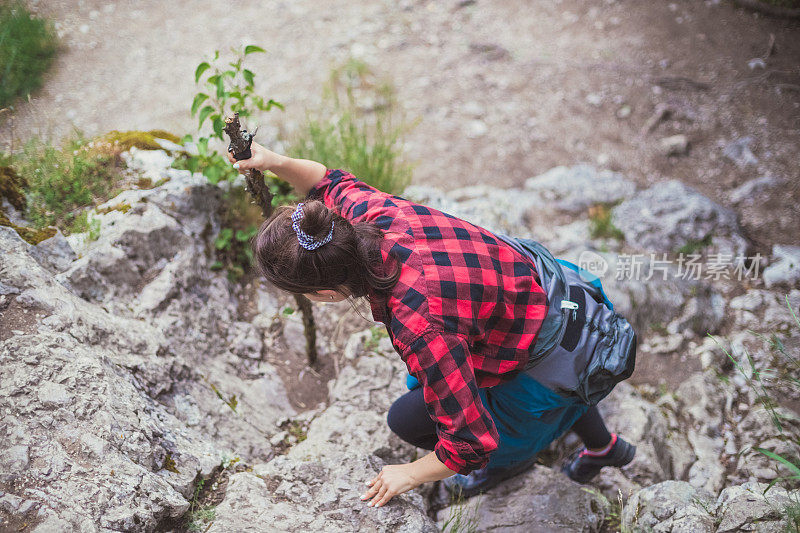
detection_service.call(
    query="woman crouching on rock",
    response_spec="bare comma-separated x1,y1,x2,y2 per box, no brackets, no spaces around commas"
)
228,142,637,507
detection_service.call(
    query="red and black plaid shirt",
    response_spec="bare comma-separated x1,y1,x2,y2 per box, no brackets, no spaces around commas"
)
307,169,548,474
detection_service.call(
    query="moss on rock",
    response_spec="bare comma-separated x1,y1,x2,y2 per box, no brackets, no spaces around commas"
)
0,210,56,244
0,165,27,211
100,129,181,151
95,202,132,215
0,165,53,244
84,129,183,160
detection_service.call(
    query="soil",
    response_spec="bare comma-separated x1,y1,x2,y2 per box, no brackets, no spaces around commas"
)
0,296,45,342
3,0,799,393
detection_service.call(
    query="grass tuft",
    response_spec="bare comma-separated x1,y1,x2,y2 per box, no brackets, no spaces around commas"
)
288,58,414,195
441,491,480,533
0,1,58,108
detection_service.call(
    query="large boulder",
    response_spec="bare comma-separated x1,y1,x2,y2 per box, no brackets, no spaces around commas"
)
523,164,636,213
209,453,437,533
435,465,607,532
716,482,799,532
612,180,748,257
403,184,542,239
621,481,716,532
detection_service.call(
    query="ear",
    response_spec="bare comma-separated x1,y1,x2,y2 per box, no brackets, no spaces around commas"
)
315,289,339,297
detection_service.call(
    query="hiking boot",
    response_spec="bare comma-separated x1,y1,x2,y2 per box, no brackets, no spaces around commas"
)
561,434,636,484
442,457,537,499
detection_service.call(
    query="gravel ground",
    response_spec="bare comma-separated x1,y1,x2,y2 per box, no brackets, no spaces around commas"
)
3,0,799,251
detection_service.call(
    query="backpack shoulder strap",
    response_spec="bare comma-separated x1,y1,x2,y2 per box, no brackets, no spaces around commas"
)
494,234,575,367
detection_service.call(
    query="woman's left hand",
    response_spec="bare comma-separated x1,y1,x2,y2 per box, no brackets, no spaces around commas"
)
361,463,421,508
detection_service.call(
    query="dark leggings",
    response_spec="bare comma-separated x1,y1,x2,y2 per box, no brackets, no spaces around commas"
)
387,386,612,453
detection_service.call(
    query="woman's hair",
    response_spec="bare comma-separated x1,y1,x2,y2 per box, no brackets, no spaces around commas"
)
252,200,400,299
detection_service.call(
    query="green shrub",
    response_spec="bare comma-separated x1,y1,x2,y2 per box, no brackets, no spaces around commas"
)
0,1,58,107
288,58,414,195
11,134,122,231
179,45,294,281
588,204,624,240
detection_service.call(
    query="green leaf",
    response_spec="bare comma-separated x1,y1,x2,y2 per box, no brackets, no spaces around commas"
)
215,228,233,249
190,93,209,116
216,76,225,99
210,260,224,271
223,69,236,79
197,137,209,156
198,105,215,128
204,164,224,185
243,69,255,87
212,117,225,139
244,45,266,55
180,134,194,145
185,157,200,173
264,98,284,111
194,62,211,83
213,50,220,61
756,448,800,478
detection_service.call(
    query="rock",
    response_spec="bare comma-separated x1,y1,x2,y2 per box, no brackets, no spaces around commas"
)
406,165,634,246
209,454,437,533
674,373,730,429
622,481,716,532
716,482,798,532
466,119,488,138
27,230,77,273
58,202,192,306
660,134,689,156
211,337,434,532
0,157,293,529
686,430,725,494
436,465,606,532
728,175,781,205
666,287,727,336
524,164,636,214
598,383,681,484
1,328,222,531
565,250,724,338
722,136,758,168
612,180,748,257
734,407,800,484
468,42,511,61
288,350,413,463
404,184,541,239
586,92,604,107
763,244,800,288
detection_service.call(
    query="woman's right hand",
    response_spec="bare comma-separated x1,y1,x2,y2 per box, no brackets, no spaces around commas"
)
226,140,283,173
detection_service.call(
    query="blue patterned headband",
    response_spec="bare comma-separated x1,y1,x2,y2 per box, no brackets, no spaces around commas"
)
291,203,334,251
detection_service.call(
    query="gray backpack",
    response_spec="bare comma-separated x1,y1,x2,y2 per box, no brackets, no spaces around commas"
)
496,235,637,405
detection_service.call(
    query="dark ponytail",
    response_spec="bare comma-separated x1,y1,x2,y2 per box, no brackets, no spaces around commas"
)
252,200,400,299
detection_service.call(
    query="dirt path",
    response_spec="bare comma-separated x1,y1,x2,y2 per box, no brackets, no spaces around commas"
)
5,0,800,251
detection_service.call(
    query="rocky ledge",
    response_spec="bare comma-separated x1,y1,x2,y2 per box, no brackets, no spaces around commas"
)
1,149,798,532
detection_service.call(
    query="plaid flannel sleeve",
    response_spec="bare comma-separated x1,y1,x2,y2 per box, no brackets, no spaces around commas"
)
305,169,396,224
402,329,500,474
